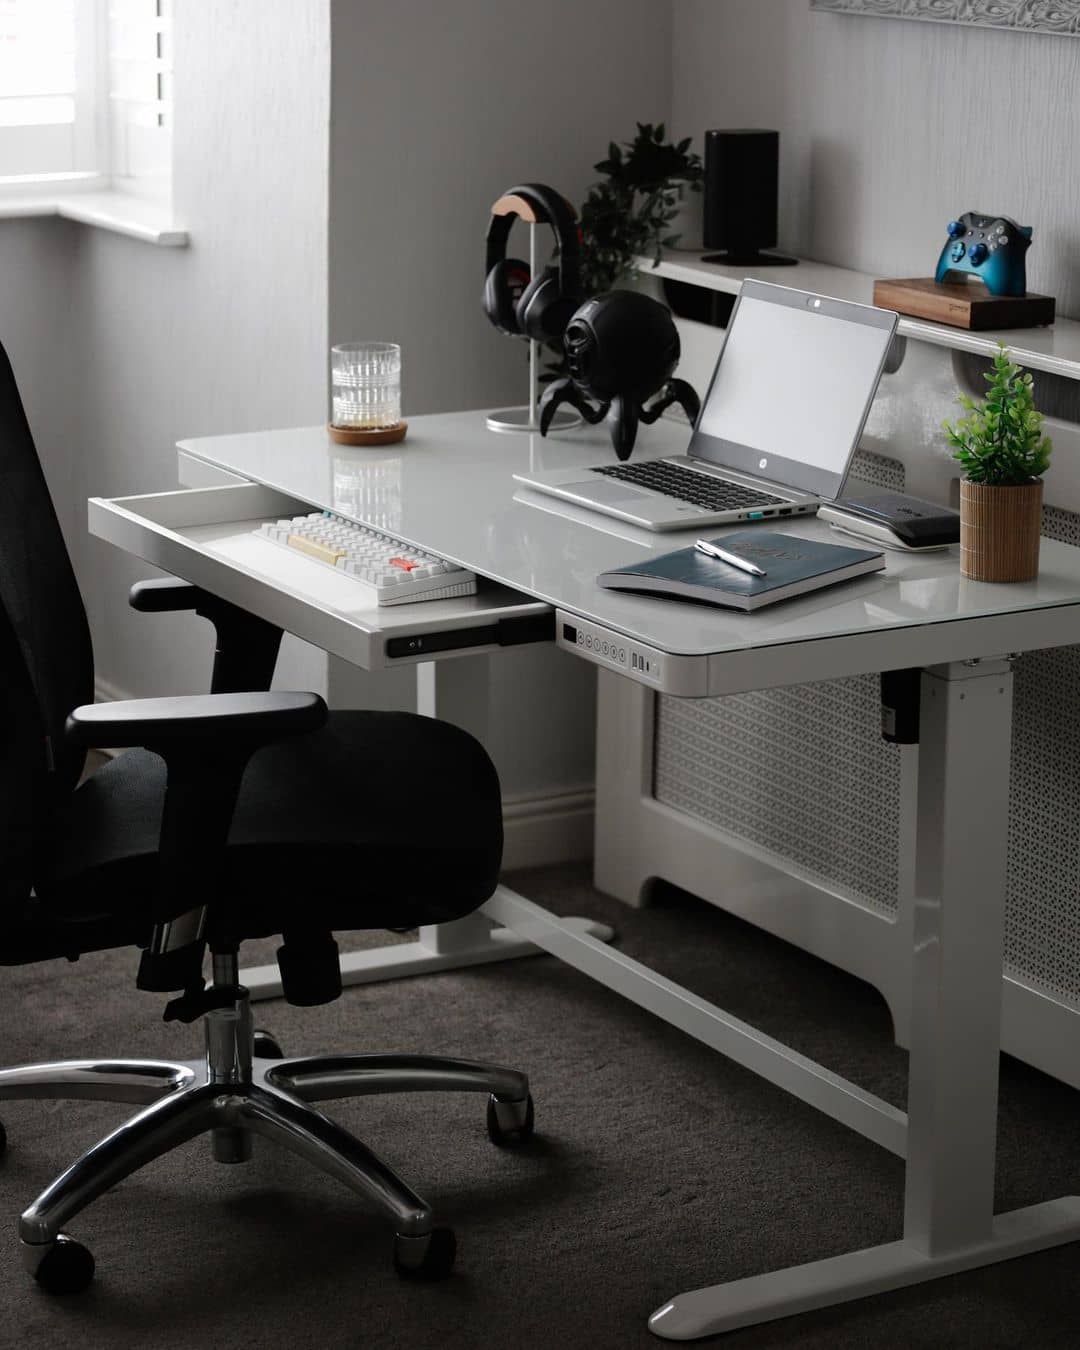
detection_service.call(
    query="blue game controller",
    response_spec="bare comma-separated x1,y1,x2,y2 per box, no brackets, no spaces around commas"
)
934,212,1032,297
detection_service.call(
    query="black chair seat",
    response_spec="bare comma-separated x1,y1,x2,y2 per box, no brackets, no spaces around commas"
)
38,710,503,939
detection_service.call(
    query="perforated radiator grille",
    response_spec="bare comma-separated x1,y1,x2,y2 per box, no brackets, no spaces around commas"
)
651,477,1080,1006
653,451,906,916
655,676,904,913
1003,504,1080,1003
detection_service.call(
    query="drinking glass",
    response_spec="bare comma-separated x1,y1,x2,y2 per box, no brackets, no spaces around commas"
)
331,342,401,429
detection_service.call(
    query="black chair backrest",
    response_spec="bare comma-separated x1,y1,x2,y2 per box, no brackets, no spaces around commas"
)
0,340,94,899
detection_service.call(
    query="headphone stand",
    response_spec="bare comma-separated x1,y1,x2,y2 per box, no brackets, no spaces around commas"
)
487,222,581,435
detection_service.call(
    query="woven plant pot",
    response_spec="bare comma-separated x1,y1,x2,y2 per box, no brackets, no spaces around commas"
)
959,478,1043,582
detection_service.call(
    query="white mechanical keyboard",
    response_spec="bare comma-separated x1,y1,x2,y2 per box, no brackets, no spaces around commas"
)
255,512,477,606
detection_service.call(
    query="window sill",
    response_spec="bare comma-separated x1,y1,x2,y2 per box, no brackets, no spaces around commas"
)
0,190,187,247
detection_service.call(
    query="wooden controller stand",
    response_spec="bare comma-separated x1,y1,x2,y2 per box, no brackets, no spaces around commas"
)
872,276,1055,331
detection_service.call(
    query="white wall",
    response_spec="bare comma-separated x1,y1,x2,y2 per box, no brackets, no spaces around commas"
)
326,0,674,799
72,0,332,700
1,1,674,817
673,0,1080,316
328,0,673,414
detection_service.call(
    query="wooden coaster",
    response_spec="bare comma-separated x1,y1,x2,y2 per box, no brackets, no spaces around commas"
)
872,278,1055,331
328,420,408,446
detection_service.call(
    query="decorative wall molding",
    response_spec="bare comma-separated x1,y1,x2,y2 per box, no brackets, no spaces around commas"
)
810,0,1080,36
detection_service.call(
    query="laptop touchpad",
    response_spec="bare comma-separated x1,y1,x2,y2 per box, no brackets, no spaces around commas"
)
568,479,658,505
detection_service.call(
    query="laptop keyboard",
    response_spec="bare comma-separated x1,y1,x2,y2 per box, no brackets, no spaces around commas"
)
592,461,786,512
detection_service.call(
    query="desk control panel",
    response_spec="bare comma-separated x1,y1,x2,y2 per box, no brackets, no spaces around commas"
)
555,610,708,697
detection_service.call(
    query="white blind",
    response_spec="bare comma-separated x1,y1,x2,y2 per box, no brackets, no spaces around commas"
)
109,0,170,197
0,0,82,176
0,0,76,128
0,0,174,193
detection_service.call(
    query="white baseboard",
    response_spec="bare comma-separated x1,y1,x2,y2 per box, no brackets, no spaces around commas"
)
501,788,595,871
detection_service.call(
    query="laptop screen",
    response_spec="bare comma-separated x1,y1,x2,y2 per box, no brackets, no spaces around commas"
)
688,280,898,500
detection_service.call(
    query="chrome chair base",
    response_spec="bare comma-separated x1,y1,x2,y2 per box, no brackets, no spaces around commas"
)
0,979,531,1291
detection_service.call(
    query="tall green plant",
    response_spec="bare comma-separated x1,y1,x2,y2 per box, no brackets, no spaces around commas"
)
943,344,1052,485
578,123,702,296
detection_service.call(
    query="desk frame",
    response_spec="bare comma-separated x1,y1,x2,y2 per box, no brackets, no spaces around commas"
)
91,443,1080,1339
242,651,1080,1339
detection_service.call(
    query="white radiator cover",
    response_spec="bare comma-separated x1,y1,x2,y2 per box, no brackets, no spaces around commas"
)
596,339,1080,1086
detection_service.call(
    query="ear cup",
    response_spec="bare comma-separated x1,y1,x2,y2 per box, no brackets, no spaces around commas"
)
517,266,576,343
483,258,531,335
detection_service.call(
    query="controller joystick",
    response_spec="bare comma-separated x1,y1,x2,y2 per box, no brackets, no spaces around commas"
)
934,211,1032,297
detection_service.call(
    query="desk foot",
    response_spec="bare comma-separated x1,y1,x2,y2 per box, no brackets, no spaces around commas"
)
241,910,614,1003
648,1196,1080,1340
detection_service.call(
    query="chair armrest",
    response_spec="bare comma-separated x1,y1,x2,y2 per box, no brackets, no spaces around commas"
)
128,578,284,695
129,578,217,613
66,692,328,974
66,691,327,750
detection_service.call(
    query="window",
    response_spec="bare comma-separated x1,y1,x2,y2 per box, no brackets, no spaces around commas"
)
0,0,91,179
0,0,171,200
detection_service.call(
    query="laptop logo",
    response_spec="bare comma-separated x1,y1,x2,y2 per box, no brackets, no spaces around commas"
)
759,457,768,470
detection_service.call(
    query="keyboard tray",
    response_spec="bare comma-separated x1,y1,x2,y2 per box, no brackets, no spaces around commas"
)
89,482,554,671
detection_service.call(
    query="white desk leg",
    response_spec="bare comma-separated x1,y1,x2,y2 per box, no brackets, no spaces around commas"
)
649,660,1080,1341
243,656,612,1001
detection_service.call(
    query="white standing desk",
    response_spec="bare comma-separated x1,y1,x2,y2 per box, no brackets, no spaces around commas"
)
89,411,1080,1340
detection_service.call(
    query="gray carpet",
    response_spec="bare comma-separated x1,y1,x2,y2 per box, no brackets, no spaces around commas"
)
1,864,1078,1350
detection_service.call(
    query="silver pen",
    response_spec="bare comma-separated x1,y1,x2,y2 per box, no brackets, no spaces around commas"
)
695,538,768,577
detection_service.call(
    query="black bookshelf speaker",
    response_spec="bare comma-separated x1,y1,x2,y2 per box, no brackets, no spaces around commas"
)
702,129,796,266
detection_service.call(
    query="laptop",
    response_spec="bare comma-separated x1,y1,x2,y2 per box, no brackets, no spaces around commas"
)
514,279,898,531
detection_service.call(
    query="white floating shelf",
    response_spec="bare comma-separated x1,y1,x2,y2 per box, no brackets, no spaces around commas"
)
638,251,1080,383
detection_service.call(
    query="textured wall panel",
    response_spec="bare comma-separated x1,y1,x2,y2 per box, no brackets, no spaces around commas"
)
672,1,1080,317
810,0,1080,36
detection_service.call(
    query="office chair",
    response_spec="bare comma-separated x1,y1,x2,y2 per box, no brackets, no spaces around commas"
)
0,340,534,1294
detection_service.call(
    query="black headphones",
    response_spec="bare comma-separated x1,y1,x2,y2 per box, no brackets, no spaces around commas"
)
482,183,583,342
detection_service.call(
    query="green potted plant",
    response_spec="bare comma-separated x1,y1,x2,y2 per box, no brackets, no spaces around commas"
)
578,123,702,296
943,343,1052,582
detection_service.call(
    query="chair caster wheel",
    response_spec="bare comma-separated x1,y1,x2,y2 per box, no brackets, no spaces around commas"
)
32,1235,95,1295
253,1030,284,1059
487,1093,535,1146
393,1227,456,1281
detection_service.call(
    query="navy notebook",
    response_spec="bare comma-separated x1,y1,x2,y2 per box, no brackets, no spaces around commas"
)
597,531,885,612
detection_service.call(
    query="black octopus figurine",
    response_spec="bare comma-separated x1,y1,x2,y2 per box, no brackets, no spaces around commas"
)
539,291,700,461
